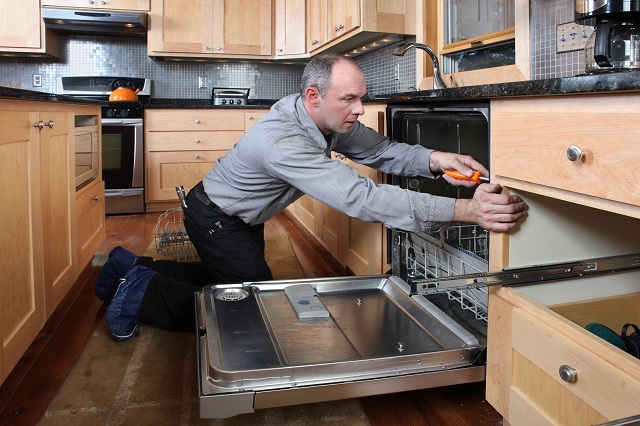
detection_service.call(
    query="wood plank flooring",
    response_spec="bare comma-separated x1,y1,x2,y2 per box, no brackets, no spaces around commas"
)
0,211,502,426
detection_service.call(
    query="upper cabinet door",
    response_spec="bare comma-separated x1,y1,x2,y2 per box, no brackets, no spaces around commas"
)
307,0,329,52
0,0,42,50
275,0,306,57
211,0,272,56
148,0,271,56
329,0,360,39
42,0,150,10
148,0,213,54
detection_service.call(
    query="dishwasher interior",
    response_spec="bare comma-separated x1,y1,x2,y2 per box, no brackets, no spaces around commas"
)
388,101,491,333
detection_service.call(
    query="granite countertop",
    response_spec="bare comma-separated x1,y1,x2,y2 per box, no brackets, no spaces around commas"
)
3,71,640,106
366,70,640,104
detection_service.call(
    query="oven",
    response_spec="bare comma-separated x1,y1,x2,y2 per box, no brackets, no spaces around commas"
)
58,76,151,214
102,114,145,214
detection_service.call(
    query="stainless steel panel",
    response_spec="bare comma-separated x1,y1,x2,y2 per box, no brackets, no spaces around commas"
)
197,276,485,418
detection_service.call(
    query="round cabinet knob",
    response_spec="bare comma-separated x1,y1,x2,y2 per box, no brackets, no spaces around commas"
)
248,116,254,121
101,0,106,4
312,39,319,45
47,120,54,129
194,139,200,144
195,155,201,159
89,0,95,4
216,47,222,51
205,46,212,50
566,146,585,162
559,365,578,383
195,119,201,124
278,48,283,52
93,196,99,201
34,121,45,129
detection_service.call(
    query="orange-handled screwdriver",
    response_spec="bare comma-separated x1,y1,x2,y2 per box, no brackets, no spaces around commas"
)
444,169,489,184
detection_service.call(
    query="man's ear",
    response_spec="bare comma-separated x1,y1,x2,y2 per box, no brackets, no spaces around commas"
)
305,87,321,106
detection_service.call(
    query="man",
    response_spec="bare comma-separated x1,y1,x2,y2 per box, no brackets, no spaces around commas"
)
97,54,528,341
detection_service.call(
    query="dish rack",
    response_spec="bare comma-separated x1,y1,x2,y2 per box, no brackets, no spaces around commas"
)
398,224,490,322
153,208,198,261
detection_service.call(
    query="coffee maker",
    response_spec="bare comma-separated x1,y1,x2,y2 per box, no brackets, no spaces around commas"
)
576,0,640,73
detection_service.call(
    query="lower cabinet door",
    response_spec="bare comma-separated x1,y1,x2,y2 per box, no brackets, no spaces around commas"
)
146,150,225,202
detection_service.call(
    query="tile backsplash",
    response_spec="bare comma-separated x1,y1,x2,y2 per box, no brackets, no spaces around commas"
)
0,1,585,97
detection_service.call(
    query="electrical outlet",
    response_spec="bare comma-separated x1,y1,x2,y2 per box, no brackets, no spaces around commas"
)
32,74,42,87
557,22,594,53
394,64,400,80
198,76,208,88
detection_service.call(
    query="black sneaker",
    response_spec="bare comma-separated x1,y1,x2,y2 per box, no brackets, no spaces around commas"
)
95,246,138,303
106,266,155,342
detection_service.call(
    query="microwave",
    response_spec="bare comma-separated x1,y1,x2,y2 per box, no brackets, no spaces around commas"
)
74,116,100,189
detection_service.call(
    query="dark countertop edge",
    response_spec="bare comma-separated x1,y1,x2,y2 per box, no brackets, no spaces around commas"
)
364,71,640,104
3,71,640,106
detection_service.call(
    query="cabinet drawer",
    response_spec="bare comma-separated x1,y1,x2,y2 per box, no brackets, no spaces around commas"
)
488,286,640,425
146,150,226,202
146,131,243,151
145,110,246,132
491,94,640,209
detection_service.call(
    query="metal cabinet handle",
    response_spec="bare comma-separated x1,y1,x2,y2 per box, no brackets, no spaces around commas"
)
248,116,254,121
194,139,200,143
93,195,99,201
195,119,201,124
311,39,319,45
559,365,577,383
205,46,212,50
195,155,201,159
567,145,585,162
47,120,54,129
278,48,283,52
34,121,45,129
89,0,95,4
335,24,344,31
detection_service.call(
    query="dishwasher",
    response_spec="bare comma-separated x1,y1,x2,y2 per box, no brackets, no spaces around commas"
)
194,102,640,419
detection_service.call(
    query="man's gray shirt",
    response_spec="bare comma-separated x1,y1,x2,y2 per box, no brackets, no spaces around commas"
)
202,94,455,232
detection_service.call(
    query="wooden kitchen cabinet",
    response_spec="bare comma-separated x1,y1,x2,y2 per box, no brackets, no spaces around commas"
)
0,110,45,384
275,0,307,57
148,0,272,58
0,0,58,57
0,102,79,384
485,93,640,425
42,0,150,10
308,0,415,56
144,109,269,209
287,103,388,275
76,179,105,269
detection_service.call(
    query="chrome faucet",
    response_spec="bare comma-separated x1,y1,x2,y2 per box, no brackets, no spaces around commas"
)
392,43,448,90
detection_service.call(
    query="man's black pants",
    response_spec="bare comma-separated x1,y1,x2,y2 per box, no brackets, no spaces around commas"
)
138,181,274,332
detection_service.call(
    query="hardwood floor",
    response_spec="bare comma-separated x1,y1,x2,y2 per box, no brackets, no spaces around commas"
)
0,211,502,426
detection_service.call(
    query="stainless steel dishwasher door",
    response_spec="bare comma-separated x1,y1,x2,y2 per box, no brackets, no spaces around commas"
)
196,275,486,419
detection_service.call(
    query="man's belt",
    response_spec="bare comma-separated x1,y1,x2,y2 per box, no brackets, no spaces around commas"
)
192,182,224,214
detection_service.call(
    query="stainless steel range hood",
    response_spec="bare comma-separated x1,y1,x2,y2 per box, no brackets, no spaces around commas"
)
42,8,147,36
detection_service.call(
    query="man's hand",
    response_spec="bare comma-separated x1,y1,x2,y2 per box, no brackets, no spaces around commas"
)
429,151,489,188
453,184,528,232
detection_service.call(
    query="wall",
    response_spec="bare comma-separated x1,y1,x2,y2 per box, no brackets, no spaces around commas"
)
530,0,587,79
0,34,415,98
0,2,585,96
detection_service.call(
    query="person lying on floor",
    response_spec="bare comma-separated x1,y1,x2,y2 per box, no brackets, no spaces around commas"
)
96,53,528,342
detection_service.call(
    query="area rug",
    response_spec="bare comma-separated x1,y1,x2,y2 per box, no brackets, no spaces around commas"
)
38,234,368,426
